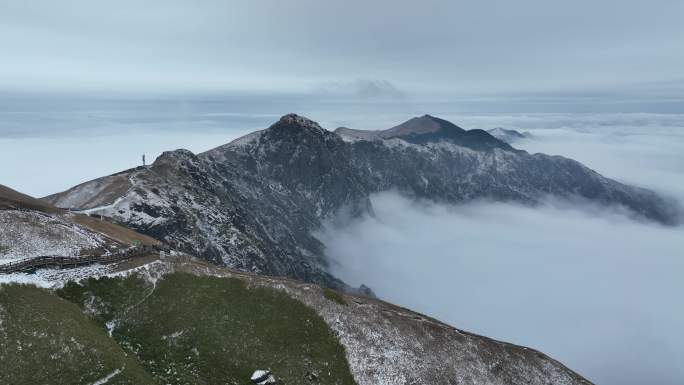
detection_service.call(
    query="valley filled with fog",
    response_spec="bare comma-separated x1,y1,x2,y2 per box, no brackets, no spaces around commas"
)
318,113,684,385
2,2,683,385
1,99,682,385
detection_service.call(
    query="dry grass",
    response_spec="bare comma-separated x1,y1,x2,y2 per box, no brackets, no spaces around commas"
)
0,184,160,248
0,184,61,213
70,214,159,246
43,173,132,210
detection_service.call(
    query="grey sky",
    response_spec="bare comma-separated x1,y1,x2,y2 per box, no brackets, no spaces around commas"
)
1,0,683,98
1,4,683,383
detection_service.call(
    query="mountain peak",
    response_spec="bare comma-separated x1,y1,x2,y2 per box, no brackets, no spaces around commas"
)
382,115,465,139
332,115,512,151
154,149,196,162
270,113,326,135
152,149,199,170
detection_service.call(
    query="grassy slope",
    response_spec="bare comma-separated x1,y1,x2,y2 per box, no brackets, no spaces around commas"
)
57,273,357,385
0,284,155,385
0,184,60,213
69,213,159,246
0,183,158,248
323,288,348,306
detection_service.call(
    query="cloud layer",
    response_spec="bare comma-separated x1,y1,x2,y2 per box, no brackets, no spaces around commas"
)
1,1,684,102
317,114,684,385
319,193,684,385
316,79,405,99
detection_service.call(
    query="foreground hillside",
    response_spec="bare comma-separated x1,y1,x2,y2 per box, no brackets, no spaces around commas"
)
0,185,158,264
43,114,679,291
0,284,155,384
0,256,592,385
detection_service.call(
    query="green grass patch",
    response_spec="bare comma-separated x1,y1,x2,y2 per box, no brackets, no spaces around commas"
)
0,284,155,385
58,275,151,327
323,288,348,306
0,244,8,254
59,273,357,385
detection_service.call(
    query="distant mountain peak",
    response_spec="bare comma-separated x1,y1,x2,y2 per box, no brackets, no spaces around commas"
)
332,114,513,150
269,113,326,137
383,115,465,139
278,113,318,126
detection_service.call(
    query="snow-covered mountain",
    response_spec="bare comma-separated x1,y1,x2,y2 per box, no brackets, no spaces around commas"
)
338,115,513,151
0,184,157,264
44,114,680,290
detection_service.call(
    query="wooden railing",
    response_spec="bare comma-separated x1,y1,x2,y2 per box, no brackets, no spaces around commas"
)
0,245,165,274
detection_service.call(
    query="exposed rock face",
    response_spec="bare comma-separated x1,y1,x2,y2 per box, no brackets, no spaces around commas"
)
44,114,679,289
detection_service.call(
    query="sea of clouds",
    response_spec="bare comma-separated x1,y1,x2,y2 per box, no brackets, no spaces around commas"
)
318,113,684,385
1,97,682,384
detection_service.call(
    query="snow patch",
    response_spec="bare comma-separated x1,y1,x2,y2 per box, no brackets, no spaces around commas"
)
89,368,121,385
105,320,117,337
0,264,112,289
0,210,107,263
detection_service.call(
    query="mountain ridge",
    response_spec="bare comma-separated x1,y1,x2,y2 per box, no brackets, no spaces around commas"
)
335,114,515,151
43,114,680,291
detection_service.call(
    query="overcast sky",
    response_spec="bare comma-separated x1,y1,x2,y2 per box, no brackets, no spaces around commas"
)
1,3,684,383
1,0,683,101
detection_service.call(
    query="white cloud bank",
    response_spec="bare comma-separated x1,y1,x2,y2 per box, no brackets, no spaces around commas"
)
318,114,684,385
316,79,405,99
320,193,684,385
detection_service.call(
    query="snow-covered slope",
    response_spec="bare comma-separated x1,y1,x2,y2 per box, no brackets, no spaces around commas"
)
337,115,513,151
45,172,133,210
43,114,680,290
0,185,158,264
0,210,107,263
